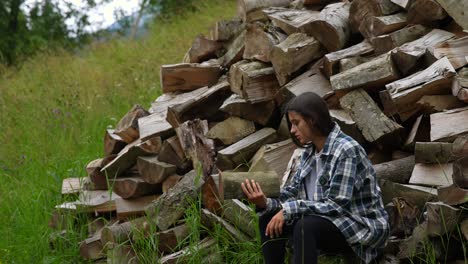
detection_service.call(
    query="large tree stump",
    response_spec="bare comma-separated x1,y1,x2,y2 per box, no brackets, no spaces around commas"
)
220,171,281,200
114,105,149,143
219,94,277,126
322,40,374,78
243,22,286,62
160,61,222,93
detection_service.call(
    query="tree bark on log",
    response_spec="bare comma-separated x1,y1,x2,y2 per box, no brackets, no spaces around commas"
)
359,12,408,40
243,22,287,62
249,139,297,179
112,177,162,199
222,199,256,238
372,25,429,55
453,156,468,188
212,18,243,41
159,237,216,264
452,67,468,103
374,155,415,184
349,0,401,33
434,0,468,30
330,109,366,144
220,171,281,200
114,105,149,143
426,201,461,236
104,129,126,156
158,135,191,174
414,142,454,163
219,94,277,126
407,0,447,26
162,175,182,193
221,30,245,68
160,62,222,93
379,179,438,210
237,0,290,22
263,7,320,35
322,40,374,78
201,208,251,241
101,217,148,245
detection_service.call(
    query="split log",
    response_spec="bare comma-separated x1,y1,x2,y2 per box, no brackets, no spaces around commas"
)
216,127,277,170
349,0,401,33
386,197,421,237
331,52,400,91
220,171,281,200
429,36,468,69
166,81,231,128
263,7,320,35
414,142,454,163
137,156,176,184
415,95,465,113
322,40,374,78
158,136,191,174
220,94,277,126
281,148,304,187
137,114,173,142
114,105,149,143
243,22,286,62
162,175,182,193
430,106,468,142
359,13,408,40
155,224,191,253
379,179,438,210
437,184,468,205
160,61,222,93
453,156,468,188
206,116,256,145
338,55,378,73
407,0,447,25
237,0,290,22
309,2,351,52
106,243,137,264
381,57,456,119
58,190,122,213
159,237,216,264
434,0,468,30
374,155,415,184
452,135,468,158
390,0,411,9
271,33,324,85
452,67,468,103
146,170,204,231
149,86,207,114
201,208,251,241
396,222,429,259
221,30,245,68
212,18,243,41
222,199,256,238
79,233,105,260
229,60,280,103
404,115,427,148
426,201,461,236
303,0,337,5
101,137,162,178
409,163,453,187
112,177,161,199
372,25,429,55
187,35,223,63
115,195,160,220
249,139,296,178
61,177,85,196
104,129,126,156
85,157,114,190
339,89,404,144
329,109,365,144
391,29,455,75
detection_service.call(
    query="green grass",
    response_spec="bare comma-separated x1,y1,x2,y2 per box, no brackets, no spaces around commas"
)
0,1,237,262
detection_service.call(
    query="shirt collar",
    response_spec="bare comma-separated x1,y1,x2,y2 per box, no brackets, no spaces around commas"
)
303,122,341,157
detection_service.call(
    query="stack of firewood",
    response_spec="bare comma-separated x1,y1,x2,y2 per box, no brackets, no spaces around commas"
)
50,0,468,263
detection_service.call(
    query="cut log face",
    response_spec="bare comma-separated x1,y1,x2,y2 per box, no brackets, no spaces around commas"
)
216,127,277,170
435,0,468,31
331,52,400,91
263,7,320,35
160,62,222,93
415,94,465,113
112,177,162,199
407,0,447,25
322,40,374,78
221,30,245,68
206,116,256,145
137,156,176,184
452,135,468,158
338,55,378,73
166,81,232,128
138,114,174,142
201,208,251,241
339,89,404,144
229,60,280,103
187,35,224,63
158,136,191,174
329,109,365,144
243,22,287,62
414,142,454,163
237,0,290,22
114,105,149,143
115,195,160,220
219,94,277,126
249,139,296,178
430,36,468,69
359,12,408,40
86,158,111,190
349,0,401,33
222,199,256,238
221,171,281,200
390,0,411,9
437,184,468,205
62,177,85,196
212,18,243,41
430,106,468,142
426,202,461,236
104,129,126,156
409,163,454,187
146,170,205,231
391,29,455,75
372,25,430,55
271,33,324,85
309,2,351,52
79,233,105,260
374,155,415,184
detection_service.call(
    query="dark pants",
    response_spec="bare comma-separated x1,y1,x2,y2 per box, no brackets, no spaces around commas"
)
259,212,356,264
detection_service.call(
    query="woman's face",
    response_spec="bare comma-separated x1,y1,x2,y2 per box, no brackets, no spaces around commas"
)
288,111,314,145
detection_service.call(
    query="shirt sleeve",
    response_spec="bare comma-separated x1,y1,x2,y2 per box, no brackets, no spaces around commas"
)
281,156,358,221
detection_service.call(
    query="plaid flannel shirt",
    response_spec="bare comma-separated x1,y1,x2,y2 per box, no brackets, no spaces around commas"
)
264,123,389,264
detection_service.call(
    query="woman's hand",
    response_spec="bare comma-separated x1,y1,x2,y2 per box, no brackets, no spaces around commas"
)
266,209,285,239
241,179,267,209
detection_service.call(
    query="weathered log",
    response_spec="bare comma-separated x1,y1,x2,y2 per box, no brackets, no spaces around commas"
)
391,29,455,75
137,156,176,184
222,199,256,238
452,135,468,158
281,148,304,188
166,81,231,128
329,109,365,144
237,0,290,22
331,52,400,91
158,135,191,174
414,142,454,163
162,175,182,193
243,22,287,62
187,35,223,63
263,7,320,35
407,0,447,25
137,114,173,142
217,127,277,170
338,55,378,73
114,105,149,143
271,33,324,85
106,243,137,264
429,36,468,69
386,197,421,237
220,94,277,126
58,190,122,213
159,237,216,264
359,12,408,40
220,171,281,200
104,129,126,156
249,139,296,178
430,106,468,142
146,170,204,231
390,0,411,9
435,0,468,30
322,40,374,78
101,137,162,178
112,177,161,199
79,233,105,260
349,0,401,33
374,155,415,184
61,177,86,196
212,18,243,41
372,25,429,55
415,95,465,113
115,195,160,220
309,2,351,52
201,208,251,241
452,69,468,103
221,30,245,68
339,89,404,144
379,179,438,210
437,184,468,205
396,222,428,259
160,61,222,93
404,115,426,148
229,60,280,103
453,156,468,188
206,116,256,145
409,163,453,187
155,224,191,253
426,201,461,236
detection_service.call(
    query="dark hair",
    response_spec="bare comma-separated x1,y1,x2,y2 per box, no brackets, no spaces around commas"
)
284,92,334,148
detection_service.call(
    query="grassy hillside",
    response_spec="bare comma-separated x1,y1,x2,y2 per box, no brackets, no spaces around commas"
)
0,1,238,262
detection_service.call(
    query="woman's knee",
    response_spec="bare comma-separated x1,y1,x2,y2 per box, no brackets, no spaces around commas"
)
292,215,328,239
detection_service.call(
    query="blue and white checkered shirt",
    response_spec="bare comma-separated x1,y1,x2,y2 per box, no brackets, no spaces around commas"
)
265,123,389,263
